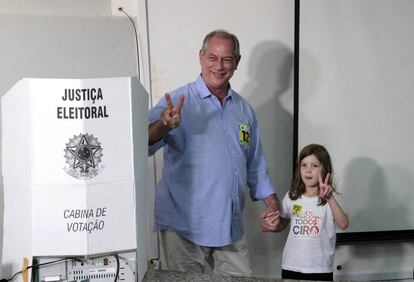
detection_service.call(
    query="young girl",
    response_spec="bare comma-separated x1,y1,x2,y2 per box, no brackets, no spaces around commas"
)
266,144,348,281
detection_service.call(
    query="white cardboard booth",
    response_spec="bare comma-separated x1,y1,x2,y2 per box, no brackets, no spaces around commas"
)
1,77,148,281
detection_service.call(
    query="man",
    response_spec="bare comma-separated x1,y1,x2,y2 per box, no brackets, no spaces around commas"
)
148,29,280,276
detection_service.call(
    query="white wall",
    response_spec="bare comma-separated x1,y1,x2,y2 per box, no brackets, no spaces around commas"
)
145,0,295,278
299,0,414,234
299,0,414,280
0,0,112,16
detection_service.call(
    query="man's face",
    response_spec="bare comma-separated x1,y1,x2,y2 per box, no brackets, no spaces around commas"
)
199,36,240,92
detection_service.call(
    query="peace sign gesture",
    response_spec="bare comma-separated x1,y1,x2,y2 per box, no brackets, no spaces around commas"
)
319,173,332,200
148,93,185,145
160,93,185,129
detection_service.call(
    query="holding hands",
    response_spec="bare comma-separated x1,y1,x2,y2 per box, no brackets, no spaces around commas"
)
260,194,282,232
260,208,280,232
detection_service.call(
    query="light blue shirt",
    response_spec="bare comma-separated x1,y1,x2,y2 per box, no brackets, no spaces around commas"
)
149,75,275,247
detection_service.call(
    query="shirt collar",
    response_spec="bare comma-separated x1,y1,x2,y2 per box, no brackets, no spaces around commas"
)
196,74,234,100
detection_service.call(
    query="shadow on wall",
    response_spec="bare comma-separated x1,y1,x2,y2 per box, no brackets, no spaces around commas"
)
295,48,326,147
241,41,294,277
341,157,411,272
344,157,411,232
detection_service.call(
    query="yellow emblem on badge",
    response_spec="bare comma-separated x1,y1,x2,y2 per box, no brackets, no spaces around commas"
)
292,204,302,217
239,124,250,144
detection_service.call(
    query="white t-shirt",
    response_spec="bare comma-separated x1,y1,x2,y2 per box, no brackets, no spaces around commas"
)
281,192,337,273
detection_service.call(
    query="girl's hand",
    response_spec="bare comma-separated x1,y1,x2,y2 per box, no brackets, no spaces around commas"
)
260,209,280,232
319,173,332,200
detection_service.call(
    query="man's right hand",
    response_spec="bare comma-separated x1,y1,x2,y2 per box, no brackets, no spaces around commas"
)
149,93,184,145
160,93,184,129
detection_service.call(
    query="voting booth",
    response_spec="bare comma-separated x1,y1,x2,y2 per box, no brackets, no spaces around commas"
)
1,77,148,281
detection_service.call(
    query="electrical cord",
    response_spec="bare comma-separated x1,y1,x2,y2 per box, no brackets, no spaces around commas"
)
1,254,128,282
116,254,135,275
113,253,120,282
118,7,141,81
118,5,161,266
1,258,79,282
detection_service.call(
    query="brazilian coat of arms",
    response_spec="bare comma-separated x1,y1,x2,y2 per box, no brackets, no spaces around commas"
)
64,133,104,179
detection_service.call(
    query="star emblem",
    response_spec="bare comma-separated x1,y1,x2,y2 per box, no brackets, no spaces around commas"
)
64,133,103,179
66,135,101,173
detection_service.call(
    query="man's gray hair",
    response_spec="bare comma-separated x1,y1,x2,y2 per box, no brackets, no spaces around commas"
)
201,30,241,59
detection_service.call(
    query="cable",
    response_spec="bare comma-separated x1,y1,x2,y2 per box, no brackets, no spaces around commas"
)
118,7,141,81
113,253,120,282
119,5,161,265
116,254,135,275
1,258,78,282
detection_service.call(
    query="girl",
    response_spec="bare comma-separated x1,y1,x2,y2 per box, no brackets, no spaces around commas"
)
266,144,348,281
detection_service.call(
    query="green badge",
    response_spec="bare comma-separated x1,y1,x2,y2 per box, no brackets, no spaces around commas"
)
292,204,302,217
239,124,250,144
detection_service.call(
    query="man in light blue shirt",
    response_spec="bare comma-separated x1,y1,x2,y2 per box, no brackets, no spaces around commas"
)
148,30,280,276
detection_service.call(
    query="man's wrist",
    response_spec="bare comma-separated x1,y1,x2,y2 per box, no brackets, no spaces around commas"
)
264,193,279,211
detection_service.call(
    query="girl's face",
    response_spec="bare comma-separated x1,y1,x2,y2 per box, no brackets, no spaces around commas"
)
300,154,322,189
